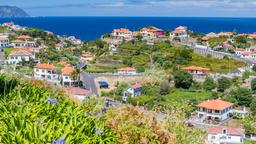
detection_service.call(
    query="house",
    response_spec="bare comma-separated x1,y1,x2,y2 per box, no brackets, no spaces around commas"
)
240,52,256,59
11,40,26,48
67,87,92,103
111,28,133,42
122,83,142,102
55,43,64,50
213,45,223,51
223,42,234,51
6,49,35,64
207,126,244,144
206,32,218,38
248,33,256,39
98,81,109,89
140,26,164,37
117,67,137,75
170,26,189,42
34,63,58,81
0,37,9,48
201,36,209,42
197,99,233,122
234,48,245,56
60,66,76,86
16,35,32,40
218,32,233,37
182,66,209,78
233,106,250,119
2,22,14,27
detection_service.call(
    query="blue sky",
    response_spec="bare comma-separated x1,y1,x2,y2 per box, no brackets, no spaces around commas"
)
2,0,256,17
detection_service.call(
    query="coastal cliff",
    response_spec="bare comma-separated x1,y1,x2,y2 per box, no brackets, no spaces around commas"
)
0,6,30,18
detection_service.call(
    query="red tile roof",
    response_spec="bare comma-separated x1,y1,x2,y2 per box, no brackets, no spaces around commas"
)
114,28,131,33
117,67,136,71
34,63,55,70
61,66,75,75
201,36,209,41
207,126,244,136
182,66,209,71
12,39,25,43
16,35,32,39
235,48,245,51
132,83,142,89
67,87,92,95
198,99,233,111
9,49,33,56
0,37,8,40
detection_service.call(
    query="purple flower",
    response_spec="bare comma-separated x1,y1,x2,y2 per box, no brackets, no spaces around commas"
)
46,98,58,104
52,138,65,144
101,107,108,112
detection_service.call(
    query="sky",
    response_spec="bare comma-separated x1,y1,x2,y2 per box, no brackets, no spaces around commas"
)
2,0,256,17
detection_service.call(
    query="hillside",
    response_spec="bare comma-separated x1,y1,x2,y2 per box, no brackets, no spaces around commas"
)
0,6,29,18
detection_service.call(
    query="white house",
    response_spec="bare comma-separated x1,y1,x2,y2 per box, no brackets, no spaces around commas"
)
34,63,58,81
111,28,133,42
182,66,209,79
122,84,142,102
207,126,244,144
55,43,64,50
2,22,14,27
60,66,76,86
117,67,137,75
197,99,234,122
6,49,35,64
0,37,9,48
170,26,189,42
234,48,245,56
11,40,26,48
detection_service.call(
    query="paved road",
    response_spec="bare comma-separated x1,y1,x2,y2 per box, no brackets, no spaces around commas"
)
80,72,144,97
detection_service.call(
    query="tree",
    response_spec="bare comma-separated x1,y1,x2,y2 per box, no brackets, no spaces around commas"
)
242,70,250,83
173,70,193,89
159,81,170,95
253,64,256,72
217,77,231,92
250,98,256,112
203,77,216,91
251,78,256,94
230,88,252,107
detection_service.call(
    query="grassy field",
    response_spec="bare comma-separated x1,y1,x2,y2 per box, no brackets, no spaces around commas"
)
95,41,245,74
3,48,16,56
190,53,245,73
158,89,213,105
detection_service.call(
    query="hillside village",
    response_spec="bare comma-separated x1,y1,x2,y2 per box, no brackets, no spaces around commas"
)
1,21,256,144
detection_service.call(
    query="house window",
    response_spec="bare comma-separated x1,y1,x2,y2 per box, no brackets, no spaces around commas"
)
211,136,215,139
65,77,68,79
42,70,45,73
36,69,39,72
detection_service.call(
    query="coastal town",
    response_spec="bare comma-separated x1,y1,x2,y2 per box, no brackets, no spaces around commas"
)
1,21,256,144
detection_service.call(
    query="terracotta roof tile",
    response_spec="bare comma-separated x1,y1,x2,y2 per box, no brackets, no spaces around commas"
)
61,66,75,75
67,87,92,95
117,67,136,71
182,66,209,71
132,83,142,89
207,126,244,136
34,63,55,70
198,99,233,111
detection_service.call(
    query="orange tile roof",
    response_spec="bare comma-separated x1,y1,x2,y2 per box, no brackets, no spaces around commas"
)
117,67,136,71
34,63,55,70
207,126,244,136
61,66,75,75
12,39,25,43
198,99,233,111
182,66,209,71
0,37,8,40
201,36,209,41
67,87,92,95
9,49,33,56
55,43,64,47
16,35,32,39
241,52,253,56
114,28,131,33
235,48,245,51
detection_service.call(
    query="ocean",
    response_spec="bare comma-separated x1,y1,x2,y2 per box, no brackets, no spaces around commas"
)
0,17,255,41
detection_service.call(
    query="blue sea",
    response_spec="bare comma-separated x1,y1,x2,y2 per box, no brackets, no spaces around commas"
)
0,17,255,41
